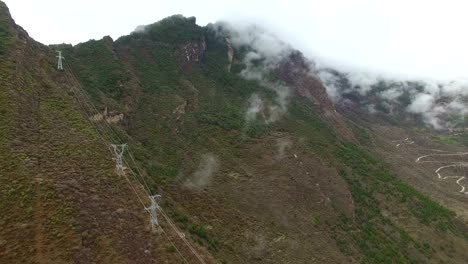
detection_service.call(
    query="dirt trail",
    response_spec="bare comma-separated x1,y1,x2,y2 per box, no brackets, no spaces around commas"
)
415,152,468,163
434,164,468,194
396,138,468,195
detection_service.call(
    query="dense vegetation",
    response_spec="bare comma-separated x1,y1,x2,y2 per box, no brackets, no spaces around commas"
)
334,142,464,262
0,2,15,55
54,38,131,103
62,17,467,263
144,15,204,43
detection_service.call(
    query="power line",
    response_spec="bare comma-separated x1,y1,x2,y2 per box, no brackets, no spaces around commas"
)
158,225,190,264
56,51,64,70
146,195,161,230
110,143,127,174
56,52,209,263
159,207,208,264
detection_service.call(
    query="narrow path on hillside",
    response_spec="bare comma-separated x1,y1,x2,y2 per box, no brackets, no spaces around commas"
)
415,152,468,163
395,137,468,195
434,163,468,194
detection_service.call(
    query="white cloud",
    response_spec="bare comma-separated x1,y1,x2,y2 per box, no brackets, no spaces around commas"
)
184,153,220,190
317,71,341,102
407,94,434,114
6,0,468,129
5,0,468,79
245,94,264,122
347,72,382,95
380,88,403,101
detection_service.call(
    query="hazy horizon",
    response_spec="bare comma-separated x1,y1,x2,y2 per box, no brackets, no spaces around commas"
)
4,0,468,81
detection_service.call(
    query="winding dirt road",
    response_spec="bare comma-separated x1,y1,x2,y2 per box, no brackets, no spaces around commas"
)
396,138,468,195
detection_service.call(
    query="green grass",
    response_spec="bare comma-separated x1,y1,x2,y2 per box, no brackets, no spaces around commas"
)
141,15,204,44
40,97,97,138
0,2,15,55
189,224,220,251
432,133,468,146
332,142,464,262
55,38,130,103
336,142,456,226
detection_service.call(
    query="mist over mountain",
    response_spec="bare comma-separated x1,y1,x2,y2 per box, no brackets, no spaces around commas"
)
5,0,468,79
206,19,468,131
130,16,468,131
318,69,468,129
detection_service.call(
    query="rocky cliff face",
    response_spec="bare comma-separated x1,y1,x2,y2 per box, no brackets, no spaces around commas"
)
277,52,328,106
176,38,207,74
177,39,207,63
275,51,355,139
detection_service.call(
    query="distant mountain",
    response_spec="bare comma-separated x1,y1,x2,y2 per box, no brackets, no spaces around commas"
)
1,1,467,263
318,67,468,131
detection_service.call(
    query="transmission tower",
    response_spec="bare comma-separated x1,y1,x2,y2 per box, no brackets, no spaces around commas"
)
145,194,161,230
56,51,65,70
110,143,127,174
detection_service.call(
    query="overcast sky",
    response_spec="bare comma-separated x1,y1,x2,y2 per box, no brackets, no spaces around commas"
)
4,0,468,80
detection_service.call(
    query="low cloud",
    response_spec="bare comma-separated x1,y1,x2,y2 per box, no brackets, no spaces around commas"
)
132,25,147,34
318,68,468,130
407,93,434,113
245,94,264,122
213,22,292,124
275,138,292,160
184,153,220,190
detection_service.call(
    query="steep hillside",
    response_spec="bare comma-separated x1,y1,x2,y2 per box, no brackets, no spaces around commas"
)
0,3,212,264
1,2,467,263
319,67,468,225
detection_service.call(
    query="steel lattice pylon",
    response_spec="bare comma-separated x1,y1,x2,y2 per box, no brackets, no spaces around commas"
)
56,51,65,70
110,143,127,173
145,194,161,230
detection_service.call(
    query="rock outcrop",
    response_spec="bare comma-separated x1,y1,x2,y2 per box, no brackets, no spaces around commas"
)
276,51,355,140
176,39,207,65
89,107,124,124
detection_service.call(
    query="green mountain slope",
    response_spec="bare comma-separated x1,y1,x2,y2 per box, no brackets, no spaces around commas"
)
1,2,467,263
